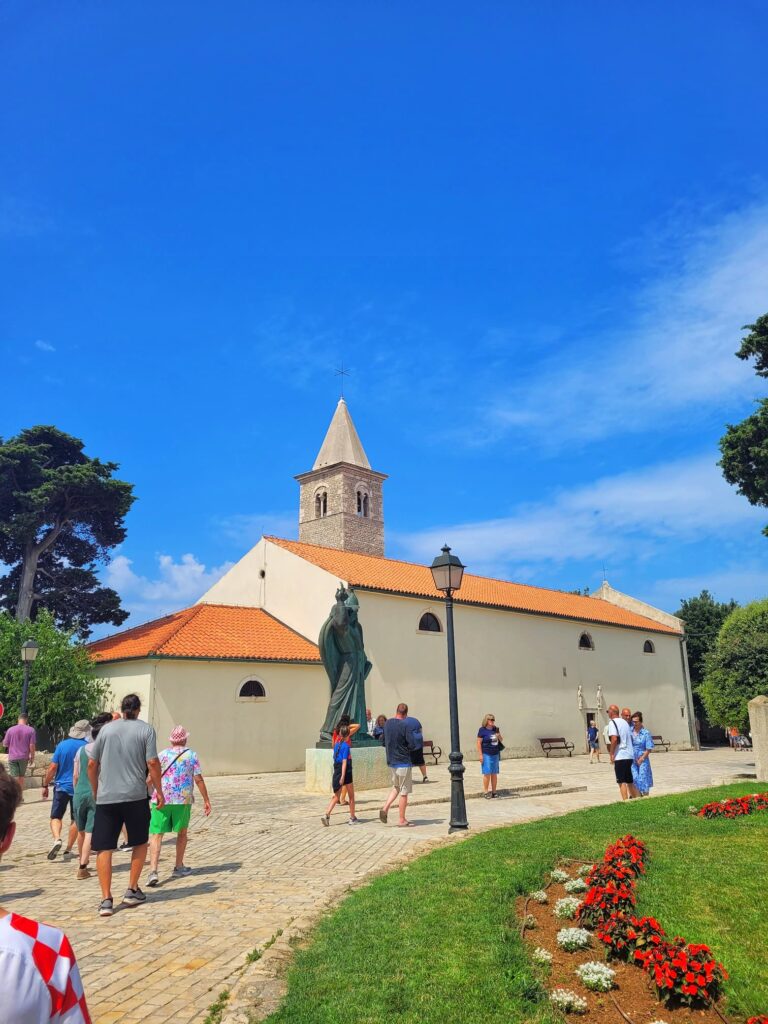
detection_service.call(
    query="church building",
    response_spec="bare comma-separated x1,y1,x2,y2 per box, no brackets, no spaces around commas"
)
88,400,698,775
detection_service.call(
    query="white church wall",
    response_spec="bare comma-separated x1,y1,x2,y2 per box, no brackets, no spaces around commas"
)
197,538,268,608
260,540,339,641
198,538,337,644
356,591,692,762
151,657,327,775
93,661,154,721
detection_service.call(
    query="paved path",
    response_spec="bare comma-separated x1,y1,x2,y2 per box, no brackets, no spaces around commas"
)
0,747,754,1024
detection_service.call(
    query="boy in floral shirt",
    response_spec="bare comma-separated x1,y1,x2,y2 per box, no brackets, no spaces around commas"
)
146,726,211,887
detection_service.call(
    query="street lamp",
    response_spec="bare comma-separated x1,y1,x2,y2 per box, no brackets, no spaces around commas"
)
20,639,39,716
430,544,468,834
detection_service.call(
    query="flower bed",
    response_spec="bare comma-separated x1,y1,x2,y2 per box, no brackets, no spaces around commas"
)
696,791,768,818
520,833,732,1018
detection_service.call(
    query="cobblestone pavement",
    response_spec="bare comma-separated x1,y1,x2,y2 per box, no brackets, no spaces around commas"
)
0,747,753,1023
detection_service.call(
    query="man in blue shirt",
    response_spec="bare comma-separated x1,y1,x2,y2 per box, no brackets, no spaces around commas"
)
42,719,90,860
379,703,422,827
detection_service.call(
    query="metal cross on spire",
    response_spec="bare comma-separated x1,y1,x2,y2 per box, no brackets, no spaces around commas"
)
335,361,351,398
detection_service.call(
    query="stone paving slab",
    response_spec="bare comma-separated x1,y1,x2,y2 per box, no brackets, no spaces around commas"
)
0,747,752,1023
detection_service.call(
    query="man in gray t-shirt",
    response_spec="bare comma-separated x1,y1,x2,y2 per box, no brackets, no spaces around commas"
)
87,694,164,917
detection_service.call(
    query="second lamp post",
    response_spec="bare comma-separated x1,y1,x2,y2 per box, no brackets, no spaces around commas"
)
430,544,469,834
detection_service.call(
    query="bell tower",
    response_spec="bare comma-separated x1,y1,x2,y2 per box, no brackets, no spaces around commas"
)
296,399,387,556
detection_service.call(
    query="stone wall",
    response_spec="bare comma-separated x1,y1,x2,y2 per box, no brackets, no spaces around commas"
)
297,463,385,555
0,751,53,790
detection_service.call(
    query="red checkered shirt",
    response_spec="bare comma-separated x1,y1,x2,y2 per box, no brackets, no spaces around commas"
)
0,912,91,1023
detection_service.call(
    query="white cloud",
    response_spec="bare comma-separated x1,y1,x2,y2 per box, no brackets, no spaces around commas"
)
646,565,768,609
485,202,768,448
393,454,763,571
103,552,233,628
35,339,55,352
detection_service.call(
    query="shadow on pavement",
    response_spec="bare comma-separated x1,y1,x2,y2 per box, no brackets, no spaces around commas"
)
1,888,45,902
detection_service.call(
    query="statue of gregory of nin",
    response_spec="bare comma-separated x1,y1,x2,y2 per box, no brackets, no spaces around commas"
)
318,585,376,745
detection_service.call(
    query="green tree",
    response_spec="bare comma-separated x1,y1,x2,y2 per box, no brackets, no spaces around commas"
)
675,590,739,689
719,314,768,534
0,425,134,638
700,599,768,731
0,611,108,739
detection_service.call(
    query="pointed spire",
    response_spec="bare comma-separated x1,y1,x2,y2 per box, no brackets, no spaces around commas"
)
313,398,371,470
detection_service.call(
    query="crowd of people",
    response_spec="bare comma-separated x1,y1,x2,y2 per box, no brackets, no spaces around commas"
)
1,695,211,918
322,705,505,826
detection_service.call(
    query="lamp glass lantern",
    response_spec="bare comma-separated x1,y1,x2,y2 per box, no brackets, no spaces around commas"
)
20,639,39,663
430,545,465,593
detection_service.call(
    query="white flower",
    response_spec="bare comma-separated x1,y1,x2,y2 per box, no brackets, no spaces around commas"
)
551,868,570,883
556,927,591,951
529,889,549,904
564,878,588,894
554,896,582,919
550,988,588,1013
523,913,536,930
532,946,553,966
575,960,616,992
577,864,594,877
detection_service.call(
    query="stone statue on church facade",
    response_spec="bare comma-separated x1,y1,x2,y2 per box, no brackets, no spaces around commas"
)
318,585,377,745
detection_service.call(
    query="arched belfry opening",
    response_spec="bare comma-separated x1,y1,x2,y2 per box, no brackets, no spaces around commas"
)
295,399,387,556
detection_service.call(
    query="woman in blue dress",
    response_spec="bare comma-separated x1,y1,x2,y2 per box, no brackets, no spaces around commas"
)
630,711,654,796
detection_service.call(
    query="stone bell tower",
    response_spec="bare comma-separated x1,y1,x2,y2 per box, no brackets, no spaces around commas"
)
296,399,387,556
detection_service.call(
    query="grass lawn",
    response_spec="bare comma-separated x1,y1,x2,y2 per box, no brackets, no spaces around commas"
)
265,783,767,1024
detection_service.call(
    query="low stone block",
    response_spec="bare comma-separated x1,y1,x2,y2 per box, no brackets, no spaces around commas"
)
748,694,768,782
305,744,390,793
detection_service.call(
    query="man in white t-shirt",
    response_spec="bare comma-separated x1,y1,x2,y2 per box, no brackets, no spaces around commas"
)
607,704,640,801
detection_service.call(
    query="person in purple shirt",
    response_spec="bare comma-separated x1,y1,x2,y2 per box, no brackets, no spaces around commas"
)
1,714,36,798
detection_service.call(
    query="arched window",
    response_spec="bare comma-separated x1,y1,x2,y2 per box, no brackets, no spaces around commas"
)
238,679,266,699
356,489,370,517
418,612,442,633
578,632,594,651
643,639,655,654
315,489,328,518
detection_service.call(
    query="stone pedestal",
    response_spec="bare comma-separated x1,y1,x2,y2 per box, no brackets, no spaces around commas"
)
748,694,768,782
305,744,390,794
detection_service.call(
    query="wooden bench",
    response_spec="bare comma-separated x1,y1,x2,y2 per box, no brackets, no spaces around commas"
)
539,737,574,757
423,740,442,765
651,735,670,752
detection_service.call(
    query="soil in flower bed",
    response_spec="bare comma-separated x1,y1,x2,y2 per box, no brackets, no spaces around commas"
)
518,877,725,1024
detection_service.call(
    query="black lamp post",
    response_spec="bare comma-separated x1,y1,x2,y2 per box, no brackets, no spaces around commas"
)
20,639,39,716
430,544,468,834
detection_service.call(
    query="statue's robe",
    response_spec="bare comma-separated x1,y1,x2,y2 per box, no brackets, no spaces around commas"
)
318,605,372,742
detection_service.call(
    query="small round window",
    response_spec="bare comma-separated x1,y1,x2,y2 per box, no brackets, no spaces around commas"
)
418,612,442,632
643,640,655,654
239,679,266,699
578,632,594,651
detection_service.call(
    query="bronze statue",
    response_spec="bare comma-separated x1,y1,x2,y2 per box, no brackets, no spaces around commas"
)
318,585,375,745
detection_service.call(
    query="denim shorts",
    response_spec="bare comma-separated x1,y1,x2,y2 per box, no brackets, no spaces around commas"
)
482,753,500,775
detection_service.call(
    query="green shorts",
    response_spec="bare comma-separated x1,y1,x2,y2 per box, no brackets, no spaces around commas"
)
73,794,96,834
8,759,28,778
150,804,191,834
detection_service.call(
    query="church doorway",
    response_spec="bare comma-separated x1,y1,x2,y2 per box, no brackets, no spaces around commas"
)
582,709,598,754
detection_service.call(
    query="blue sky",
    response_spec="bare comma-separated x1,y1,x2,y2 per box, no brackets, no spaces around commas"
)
2,2,768,632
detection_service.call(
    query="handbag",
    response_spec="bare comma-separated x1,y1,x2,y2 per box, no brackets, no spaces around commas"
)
497,741,505,752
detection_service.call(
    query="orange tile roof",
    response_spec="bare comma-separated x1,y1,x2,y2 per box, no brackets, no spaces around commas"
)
269,537,681,636
88,604,321,664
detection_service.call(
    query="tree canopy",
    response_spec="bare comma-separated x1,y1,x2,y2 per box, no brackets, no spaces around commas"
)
0,425,134,638
700,599,768,732
675,590,738,689
0,611,108,740
719,314,768,534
